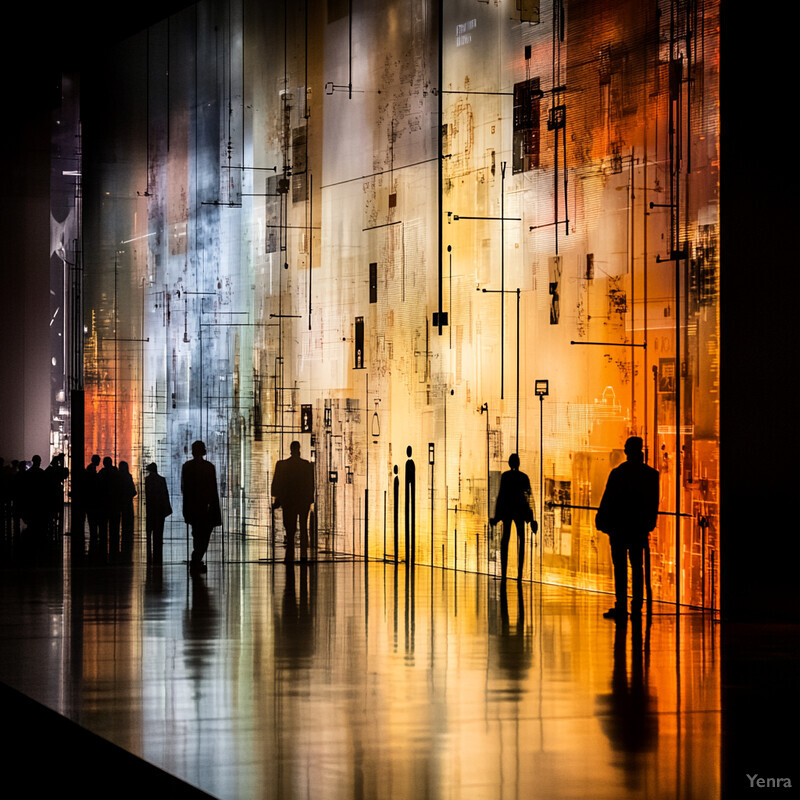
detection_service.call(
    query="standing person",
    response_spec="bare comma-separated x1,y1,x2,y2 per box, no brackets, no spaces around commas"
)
404,446,416,564
271,441,315,564
22,455,47,535
181,441,221,574
84,455,101,547
118,461,137,562
490,453,535,582
595,436,660,621
98,457,123,559
43,454,68,536
144,463,171,564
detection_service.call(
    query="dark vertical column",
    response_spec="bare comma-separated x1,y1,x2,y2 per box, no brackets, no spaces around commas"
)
720,7,799,797
70,390,85,545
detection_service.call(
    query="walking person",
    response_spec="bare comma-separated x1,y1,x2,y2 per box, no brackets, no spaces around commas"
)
181,441,221,574
490,453,536,582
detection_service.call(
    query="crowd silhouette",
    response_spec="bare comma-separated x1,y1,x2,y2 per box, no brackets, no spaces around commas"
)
3,436,659,628
1,455,69,544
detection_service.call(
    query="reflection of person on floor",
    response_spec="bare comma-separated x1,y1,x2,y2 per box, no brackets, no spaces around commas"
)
595,613,658,773
494,581,533,684
490,454,534,582
271,441,315,564
181,441,221,573
145,463,172,564
596,436,659,621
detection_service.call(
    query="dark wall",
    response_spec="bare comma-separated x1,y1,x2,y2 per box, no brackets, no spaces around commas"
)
0,32,54,460
720,7,798,623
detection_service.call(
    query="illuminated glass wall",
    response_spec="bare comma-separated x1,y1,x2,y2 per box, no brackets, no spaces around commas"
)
82,0,720,607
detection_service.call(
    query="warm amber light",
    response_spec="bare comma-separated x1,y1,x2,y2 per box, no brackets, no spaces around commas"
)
82,0,719,609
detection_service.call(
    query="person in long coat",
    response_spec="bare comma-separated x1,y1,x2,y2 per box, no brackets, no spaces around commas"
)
118,461,137,562
181,441,221,573
145,463,171,564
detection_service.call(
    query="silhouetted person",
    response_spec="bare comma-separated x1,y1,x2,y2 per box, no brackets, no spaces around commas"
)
596,436,659,621
98,457,123,559
181,441,221,573
145,463,171,564
405,446,415,563
21,455,47,535
84,455,101,547
43,454,68,536
393,464,399,563
271,441,315,564
119,461,137,561
490,453,534,582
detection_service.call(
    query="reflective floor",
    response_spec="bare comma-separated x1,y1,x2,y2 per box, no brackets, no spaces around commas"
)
0,526,721,799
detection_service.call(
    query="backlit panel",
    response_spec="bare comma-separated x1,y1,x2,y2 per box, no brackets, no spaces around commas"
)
82,0,720,607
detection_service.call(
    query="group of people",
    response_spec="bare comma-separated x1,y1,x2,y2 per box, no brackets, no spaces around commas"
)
0,441,220,572
79,455,139,562
1,454,69,540
5,435,659,618
489,435,659,624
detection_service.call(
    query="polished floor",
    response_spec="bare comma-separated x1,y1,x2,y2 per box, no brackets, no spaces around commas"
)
0,524,723,799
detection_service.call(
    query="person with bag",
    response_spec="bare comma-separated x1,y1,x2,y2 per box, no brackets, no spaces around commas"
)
490,453,536,582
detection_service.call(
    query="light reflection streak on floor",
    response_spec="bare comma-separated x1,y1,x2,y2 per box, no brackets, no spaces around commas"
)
0,536,720,800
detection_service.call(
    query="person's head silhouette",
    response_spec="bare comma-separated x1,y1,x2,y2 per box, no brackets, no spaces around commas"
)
290,441,301,456
624,436,644,463
191,440,207,458
508,453,520,470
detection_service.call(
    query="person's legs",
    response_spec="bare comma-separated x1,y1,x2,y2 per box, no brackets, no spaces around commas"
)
191,523,212,567
153,517,165,563
515,517,525,580
298,507,309,561
628,535,646,612
500,519,511,580
146,519,153,563
610,534,628,616
283,507,298,563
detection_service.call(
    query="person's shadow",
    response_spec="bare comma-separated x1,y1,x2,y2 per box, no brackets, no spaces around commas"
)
595,613,659,788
